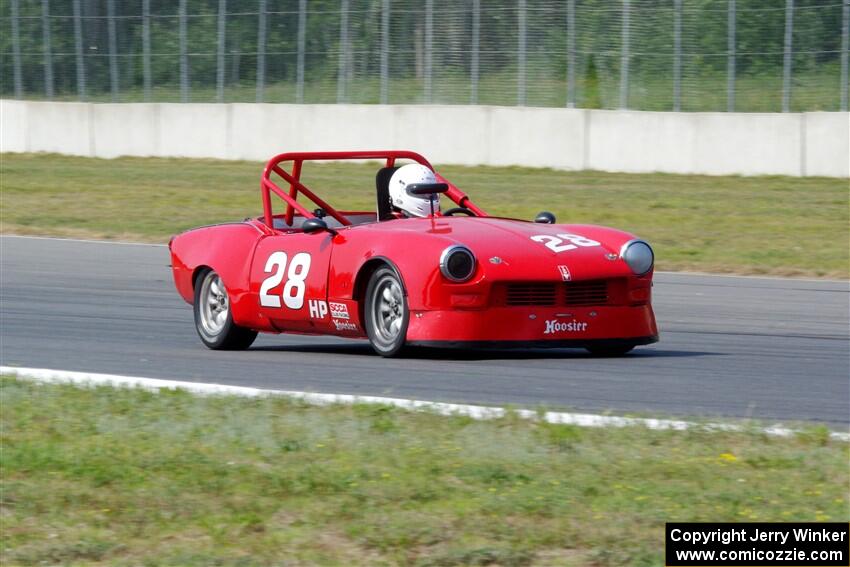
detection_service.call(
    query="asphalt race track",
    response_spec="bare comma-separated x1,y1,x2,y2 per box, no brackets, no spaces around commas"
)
2,235,848,425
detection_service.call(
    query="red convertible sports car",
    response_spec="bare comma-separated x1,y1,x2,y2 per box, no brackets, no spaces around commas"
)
170,150,658,357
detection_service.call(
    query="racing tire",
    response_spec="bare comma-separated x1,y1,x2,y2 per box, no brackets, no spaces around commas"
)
364,266,409,357
585,345,634,357
193,269,258,350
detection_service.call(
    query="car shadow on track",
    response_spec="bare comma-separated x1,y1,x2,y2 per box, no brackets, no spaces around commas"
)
250,343,721,361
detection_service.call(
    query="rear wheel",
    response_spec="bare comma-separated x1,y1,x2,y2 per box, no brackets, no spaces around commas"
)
364,266,409,357
585,344,634,357
194,269,257,350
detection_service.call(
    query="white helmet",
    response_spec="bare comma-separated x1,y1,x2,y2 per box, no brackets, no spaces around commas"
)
389,163,441,218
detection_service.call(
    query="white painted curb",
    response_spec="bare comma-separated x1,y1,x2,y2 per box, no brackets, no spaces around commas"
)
2,366,847,442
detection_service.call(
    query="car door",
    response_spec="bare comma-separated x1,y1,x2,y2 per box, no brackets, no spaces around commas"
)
250,231,335,334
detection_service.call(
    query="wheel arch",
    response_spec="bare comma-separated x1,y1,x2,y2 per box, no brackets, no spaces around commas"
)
192,265,213,293
353,256,406,327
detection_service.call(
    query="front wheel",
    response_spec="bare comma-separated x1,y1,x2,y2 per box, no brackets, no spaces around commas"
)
364,266,409,357
194,269,258,350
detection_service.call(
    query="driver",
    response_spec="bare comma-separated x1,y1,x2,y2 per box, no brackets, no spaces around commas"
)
388,163,441,218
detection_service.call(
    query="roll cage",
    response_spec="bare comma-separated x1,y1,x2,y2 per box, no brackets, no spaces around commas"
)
260,150,488,229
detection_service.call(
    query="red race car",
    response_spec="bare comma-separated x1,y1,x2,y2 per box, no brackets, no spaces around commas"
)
170,150,658,357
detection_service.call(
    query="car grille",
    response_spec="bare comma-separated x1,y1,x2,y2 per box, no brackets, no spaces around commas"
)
501,280,612,307
506,283,559,306
564,280,608,306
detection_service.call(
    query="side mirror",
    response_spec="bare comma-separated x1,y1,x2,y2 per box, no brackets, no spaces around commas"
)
534,211,556,224
302,217,333,234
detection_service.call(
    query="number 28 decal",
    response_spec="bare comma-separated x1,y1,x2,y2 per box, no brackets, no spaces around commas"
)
259,251,312,309
530,233,601,253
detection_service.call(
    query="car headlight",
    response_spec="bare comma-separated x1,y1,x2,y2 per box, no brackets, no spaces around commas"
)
620,240,654,275
440,245,476,282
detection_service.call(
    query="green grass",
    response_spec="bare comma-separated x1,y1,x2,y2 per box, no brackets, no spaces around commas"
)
1,153,847,278
1,376,847,566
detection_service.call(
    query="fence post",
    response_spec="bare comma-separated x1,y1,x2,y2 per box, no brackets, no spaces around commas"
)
471,0,479,104
296,0,306,103
107,0,118,101
727,0,735,112
142,0,151,101
840,0,848,111
425,0,433,103
10,0,22,99
216,0,226,102
256,0,266,103
619,0,630,109
72,0,85,100
380,0,389,104
566,0,575,108
179,0,189,102
782,0,793,112
42,0,54,99
338,0,349,103
517,0,526,106
673,0,681,111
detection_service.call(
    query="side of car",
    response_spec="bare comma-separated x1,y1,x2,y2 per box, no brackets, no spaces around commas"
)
169,217,459,354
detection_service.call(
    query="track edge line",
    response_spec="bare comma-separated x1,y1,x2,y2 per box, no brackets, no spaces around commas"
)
2,365,847,441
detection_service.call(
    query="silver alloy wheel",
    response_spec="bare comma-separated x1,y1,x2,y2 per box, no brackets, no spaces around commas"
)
199,272,229,337
371,276,404,342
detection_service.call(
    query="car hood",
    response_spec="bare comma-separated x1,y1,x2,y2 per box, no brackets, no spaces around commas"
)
369,216,643,281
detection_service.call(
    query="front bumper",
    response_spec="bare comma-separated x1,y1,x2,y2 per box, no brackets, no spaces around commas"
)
408,336,658,350
404,304,658,345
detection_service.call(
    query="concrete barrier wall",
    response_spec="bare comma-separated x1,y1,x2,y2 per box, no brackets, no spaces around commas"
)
2,99,847,177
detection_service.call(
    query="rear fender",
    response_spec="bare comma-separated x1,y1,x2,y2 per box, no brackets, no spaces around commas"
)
170,223,264,327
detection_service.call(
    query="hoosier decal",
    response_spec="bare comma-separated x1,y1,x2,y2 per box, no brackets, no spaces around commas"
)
544,319,588,334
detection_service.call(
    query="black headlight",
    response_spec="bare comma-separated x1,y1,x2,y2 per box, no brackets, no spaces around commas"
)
440,245,476,282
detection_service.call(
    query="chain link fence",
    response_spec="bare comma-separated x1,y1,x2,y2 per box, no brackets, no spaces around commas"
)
1,0,847,112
